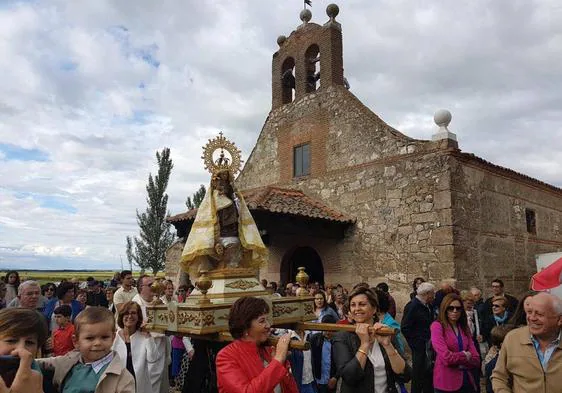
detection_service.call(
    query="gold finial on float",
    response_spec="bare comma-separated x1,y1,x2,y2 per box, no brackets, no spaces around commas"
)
195,270,213,304
296,266,310,297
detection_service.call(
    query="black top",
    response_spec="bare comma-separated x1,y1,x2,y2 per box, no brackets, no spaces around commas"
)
86,292,109,307
481,312,510,345
308,332,337,380
401,297,434,352
332,331,411,393
125,342,136,380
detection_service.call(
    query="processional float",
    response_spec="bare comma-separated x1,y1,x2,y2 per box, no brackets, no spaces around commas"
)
145,133,395,349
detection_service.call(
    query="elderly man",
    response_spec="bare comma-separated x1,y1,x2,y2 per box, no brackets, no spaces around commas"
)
492,292,561,393
470,286,485,315
401,281,436,393
7,280,45,311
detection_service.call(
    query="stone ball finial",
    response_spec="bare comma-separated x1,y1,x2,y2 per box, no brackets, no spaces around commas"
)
434,109,452,128
432,109,457,142
277,35,287,46
326,4,339,19
300,8,312,23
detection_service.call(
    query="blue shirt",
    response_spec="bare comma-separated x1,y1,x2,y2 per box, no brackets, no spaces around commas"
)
317,339,331,385
531,331,561,370
382,313,406,353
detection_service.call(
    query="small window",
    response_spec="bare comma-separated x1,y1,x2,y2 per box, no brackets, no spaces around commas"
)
293,144,310,177
525,208,536,235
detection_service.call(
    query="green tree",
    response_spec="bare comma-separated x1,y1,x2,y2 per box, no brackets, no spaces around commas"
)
186,184,206,210
126,148,175,274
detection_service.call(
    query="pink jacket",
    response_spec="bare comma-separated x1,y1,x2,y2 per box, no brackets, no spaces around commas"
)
430,321,480,392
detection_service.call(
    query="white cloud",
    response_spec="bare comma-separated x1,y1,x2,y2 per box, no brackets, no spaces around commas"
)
0,0,561,270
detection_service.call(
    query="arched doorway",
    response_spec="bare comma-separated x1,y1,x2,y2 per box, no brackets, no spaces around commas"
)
280,246,324,287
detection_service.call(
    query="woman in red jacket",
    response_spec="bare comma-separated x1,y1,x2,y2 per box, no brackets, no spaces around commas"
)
216,296,299,393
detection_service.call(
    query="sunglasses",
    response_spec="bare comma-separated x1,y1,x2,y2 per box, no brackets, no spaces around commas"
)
492,304,504,308
447,306,462,312
45,287,55,291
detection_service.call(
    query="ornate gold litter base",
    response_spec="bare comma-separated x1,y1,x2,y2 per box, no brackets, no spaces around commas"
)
145,267,315,337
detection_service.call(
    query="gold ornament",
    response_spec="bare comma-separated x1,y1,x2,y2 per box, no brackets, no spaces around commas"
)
273,305,299,318
201,131,243,176
225,279,259,291
296,266,310,287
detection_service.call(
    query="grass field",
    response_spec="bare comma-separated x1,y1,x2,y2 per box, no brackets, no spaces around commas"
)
1,270,166,285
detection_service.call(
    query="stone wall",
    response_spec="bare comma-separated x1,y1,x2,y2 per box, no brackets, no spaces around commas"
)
450,156,562,296
289,151,456,305
237,83,460,306
237,85,424,190
165,239,186,280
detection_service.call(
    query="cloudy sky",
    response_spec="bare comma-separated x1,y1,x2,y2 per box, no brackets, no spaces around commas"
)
0,0,560,271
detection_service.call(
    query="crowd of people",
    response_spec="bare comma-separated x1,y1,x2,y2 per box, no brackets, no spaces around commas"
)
1,270,560,393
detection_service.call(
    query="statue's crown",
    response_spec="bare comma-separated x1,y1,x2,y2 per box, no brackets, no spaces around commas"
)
202,132,243,176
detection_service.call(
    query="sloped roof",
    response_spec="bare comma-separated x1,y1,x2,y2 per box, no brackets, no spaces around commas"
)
455,152,562,194
167,186,355,224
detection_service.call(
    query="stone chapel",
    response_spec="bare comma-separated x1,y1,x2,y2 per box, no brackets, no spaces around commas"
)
166,5,562,304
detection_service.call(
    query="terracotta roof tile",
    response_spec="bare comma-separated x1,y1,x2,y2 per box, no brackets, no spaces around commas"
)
167,186,354,224
167,209,198,223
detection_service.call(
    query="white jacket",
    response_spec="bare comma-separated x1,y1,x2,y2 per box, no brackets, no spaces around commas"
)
112,330,161,393
132,293,171,393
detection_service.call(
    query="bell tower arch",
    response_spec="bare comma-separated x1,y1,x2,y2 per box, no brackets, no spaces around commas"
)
272,4,345,110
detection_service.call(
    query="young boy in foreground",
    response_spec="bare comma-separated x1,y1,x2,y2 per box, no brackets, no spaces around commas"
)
38,307,134,393
0,308,48,393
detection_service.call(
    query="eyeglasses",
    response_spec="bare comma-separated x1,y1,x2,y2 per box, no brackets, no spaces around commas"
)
446,306,462,312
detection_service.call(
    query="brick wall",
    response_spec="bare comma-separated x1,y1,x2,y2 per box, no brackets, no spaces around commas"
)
277,108,329,181
272,17,343,109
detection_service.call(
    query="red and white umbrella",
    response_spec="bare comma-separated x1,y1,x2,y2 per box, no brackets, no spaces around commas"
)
531,256,562,291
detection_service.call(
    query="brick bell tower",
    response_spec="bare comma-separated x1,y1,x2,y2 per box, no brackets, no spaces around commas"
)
272,4,346,110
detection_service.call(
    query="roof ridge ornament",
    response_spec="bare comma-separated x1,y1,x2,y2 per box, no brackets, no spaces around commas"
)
300,8,312,25
201,131,243,177
432,109,457,142
324,4,341,30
